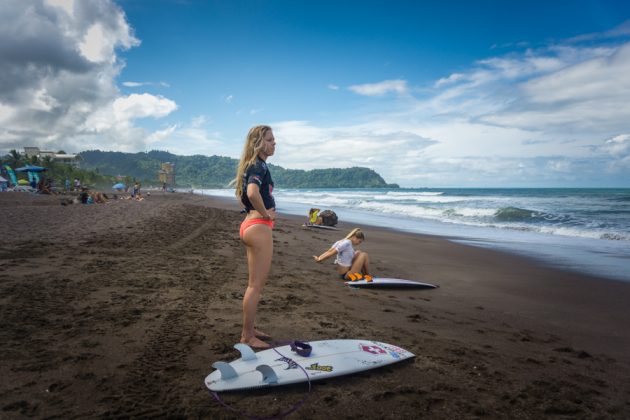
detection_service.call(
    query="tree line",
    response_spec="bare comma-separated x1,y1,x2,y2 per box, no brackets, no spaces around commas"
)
79,150,399,189
1,149,126,189
1,149,399,189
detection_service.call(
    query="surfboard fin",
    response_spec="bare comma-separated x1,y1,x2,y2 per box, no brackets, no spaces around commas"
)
234,343,258,361
212,361,238,380
255,364,278,384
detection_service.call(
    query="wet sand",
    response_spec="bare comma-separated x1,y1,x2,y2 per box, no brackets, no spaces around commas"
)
1,191,629,419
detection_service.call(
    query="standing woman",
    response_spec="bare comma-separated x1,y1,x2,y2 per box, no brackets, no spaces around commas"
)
235,125,276,349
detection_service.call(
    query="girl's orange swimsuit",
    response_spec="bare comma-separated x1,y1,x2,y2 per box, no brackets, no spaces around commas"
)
239,218,274,239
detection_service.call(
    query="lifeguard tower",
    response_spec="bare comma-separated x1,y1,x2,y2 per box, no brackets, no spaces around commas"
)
158,162,175,187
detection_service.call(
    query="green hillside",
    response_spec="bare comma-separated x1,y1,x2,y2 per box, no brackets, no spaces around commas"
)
79,150,399,189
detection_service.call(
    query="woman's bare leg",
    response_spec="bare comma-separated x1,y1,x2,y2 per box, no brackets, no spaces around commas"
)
350,251,370,275
241,224,273,348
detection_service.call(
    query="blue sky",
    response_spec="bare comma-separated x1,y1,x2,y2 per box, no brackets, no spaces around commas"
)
1,0,630,187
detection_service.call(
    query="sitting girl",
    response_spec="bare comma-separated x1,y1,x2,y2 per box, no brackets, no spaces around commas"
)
313,228,372,281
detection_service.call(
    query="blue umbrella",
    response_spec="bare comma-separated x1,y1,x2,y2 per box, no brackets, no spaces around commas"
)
15,165,47,172
112,183,126,190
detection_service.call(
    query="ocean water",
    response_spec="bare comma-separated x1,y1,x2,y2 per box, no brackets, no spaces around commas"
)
194,188,630,282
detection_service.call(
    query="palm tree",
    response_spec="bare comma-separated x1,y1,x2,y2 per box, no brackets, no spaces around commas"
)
6,149,23,168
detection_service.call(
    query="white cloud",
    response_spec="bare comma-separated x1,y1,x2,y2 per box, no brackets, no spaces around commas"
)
348,79,408,96
45,0,74,16
473,43,630,138
521,45,630,104
435,73,465,88
127,115,225,156
0,104,16,123
271,120,437,183
0,0,172,155
147,125,177,144
79,23,110,62
428,42,630,140
2,2,628,187
190,115,208,128
123,80,171,88
568,19,630,43
269,33,630,186
601,134,630,157
113,94,177,120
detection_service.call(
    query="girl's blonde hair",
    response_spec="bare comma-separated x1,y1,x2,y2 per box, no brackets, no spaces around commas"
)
345,228,365,240
234,125,272,199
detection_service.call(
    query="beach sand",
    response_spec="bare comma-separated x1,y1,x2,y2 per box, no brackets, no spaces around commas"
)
1,191,629,419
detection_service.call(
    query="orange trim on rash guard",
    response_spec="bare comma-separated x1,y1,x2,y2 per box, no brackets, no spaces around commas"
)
239,218,274,239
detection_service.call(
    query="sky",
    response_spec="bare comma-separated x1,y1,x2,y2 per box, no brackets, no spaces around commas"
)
1,0,630,187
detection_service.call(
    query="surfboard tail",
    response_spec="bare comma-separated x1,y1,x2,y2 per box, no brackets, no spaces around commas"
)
234,343,257,361
255,364,279,384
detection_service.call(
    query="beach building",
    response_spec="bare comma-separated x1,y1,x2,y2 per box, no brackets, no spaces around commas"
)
158,162,175,186
23,147,81,167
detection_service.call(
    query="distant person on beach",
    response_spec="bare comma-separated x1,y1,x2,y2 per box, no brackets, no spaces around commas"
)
74,178,81,191
308,208,322,225
37,177,45,193
90,191,109,203
234,125,276,349
38,179,53,195
313,228,372,281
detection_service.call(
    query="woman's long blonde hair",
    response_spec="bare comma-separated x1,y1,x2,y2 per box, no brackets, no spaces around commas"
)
345,228,365,240
234,125,272,199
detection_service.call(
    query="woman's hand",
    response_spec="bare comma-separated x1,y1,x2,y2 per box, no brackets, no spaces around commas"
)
314,248,336,263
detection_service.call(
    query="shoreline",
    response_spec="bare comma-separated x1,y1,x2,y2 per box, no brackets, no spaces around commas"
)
196,189,630,283
1,191,629,418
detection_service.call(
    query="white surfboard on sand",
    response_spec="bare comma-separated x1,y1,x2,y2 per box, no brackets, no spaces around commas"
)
205,339,414,392
346,277,438,289
302,223,339,231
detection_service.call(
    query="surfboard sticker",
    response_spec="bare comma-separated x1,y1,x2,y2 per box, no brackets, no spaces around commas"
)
205,339,414,392
346,277,438,289
302,224,339,231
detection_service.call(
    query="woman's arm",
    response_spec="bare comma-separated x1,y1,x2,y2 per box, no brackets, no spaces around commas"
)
313,247,338,263
246,183,275,220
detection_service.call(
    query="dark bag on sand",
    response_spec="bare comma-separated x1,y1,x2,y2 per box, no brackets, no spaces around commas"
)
319,210,338,226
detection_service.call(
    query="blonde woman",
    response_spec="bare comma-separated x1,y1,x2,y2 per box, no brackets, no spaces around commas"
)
235,125,276,349
313,228,372,281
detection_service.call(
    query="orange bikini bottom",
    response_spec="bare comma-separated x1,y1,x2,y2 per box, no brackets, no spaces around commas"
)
239,218,274,239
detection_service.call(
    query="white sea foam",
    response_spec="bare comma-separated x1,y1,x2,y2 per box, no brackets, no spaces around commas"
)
385,191,444,196
193,187,630,281
194,188,629,243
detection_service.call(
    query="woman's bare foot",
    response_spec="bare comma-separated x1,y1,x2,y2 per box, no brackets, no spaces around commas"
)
240,336,271,349
254,328,271,340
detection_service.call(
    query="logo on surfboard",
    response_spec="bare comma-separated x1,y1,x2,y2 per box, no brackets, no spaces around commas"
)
275,356,298,370
360,344,387,355
306,363,333,372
